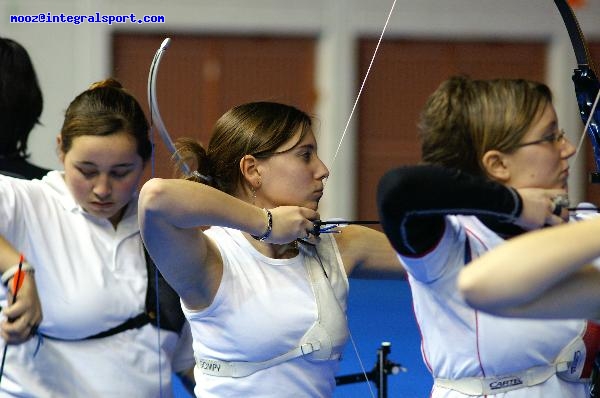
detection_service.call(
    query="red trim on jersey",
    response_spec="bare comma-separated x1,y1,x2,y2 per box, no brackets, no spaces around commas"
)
464,226,490,380
582,321,600,378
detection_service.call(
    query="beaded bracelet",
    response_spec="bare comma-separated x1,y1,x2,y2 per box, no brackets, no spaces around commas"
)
251,208,273,241
1,262,35,286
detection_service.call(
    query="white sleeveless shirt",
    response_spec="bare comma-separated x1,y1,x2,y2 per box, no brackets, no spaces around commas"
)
183,227,349,398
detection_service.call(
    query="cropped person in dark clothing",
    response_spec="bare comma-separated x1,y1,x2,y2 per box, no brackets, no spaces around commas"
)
0,37,50,179
377,76,596,398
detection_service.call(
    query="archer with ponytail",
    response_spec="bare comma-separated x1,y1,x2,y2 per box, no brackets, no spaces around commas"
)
0,79,195,396
139,101,405,397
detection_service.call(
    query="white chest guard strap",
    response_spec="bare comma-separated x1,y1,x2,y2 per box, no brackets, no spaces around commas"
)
195,241,348,378
195,342,322,378
434,363,567,395
434,321,600,395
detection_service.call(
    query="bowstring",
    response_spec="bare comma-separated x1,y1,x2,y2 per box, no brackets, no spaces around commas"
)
328,1,398,396
147,40,166,398
572,87,600,164
330,0,398,169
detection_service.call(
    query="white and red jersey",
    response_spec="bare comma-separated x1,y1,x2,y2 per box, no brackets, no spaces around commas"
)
402,215,590,398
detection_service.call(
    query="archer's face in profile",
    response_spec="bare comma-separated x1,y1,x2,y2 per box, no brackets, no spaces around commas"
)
254,129,329,211
500,104,575,191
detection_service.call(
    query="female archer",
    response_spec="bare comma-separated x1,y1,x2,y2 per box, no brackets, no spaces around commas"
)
377,76,595,397
138,101,405,397
0,78,195,396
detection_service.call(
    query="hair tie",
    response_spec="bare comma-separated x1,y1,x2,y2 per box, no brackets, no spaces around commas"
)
191,170,212,183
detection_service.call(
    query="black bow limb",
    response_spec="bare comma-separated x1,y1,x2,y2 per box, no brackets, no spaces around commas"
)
554,0,600,182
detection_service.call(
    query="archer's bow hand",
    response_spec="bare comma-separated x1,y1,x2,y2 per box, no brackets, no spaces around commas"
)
1,274,42,344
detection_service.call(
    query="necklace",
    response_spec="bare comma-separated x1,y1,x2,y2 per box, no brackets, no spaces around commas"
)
273,240,298,258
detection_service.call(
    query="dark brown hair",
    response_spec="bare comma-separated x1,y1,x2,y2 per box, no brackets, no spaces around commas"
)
175,101,312,195
60,78,151,161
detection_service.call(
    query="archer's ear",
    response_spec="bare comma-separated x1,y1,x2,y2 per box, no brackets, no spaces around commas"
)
481,149,510,183
239,154,262,188
56,135,65,164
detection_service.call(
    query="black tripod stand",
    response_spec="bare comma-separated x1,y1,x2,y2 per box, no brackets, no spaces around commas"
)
335,342,406,398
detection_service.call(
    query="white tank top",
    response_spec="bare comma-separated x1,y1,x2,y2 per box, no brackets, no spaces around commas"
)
183,227,349,397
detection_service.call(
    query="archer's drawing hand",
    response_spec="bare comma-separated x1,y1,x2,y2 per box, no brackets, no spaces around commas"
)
1,274,43,344
265,206,319,244
514,188,569,230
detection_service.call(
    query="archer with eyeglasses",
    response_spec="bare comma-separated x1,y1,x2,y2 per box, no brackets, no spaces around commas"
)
515,129,567,148
377,75,597,398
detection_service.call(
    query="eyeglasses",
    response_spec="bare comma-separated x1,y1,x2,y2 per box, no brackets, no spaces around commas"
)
515,129,567,148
